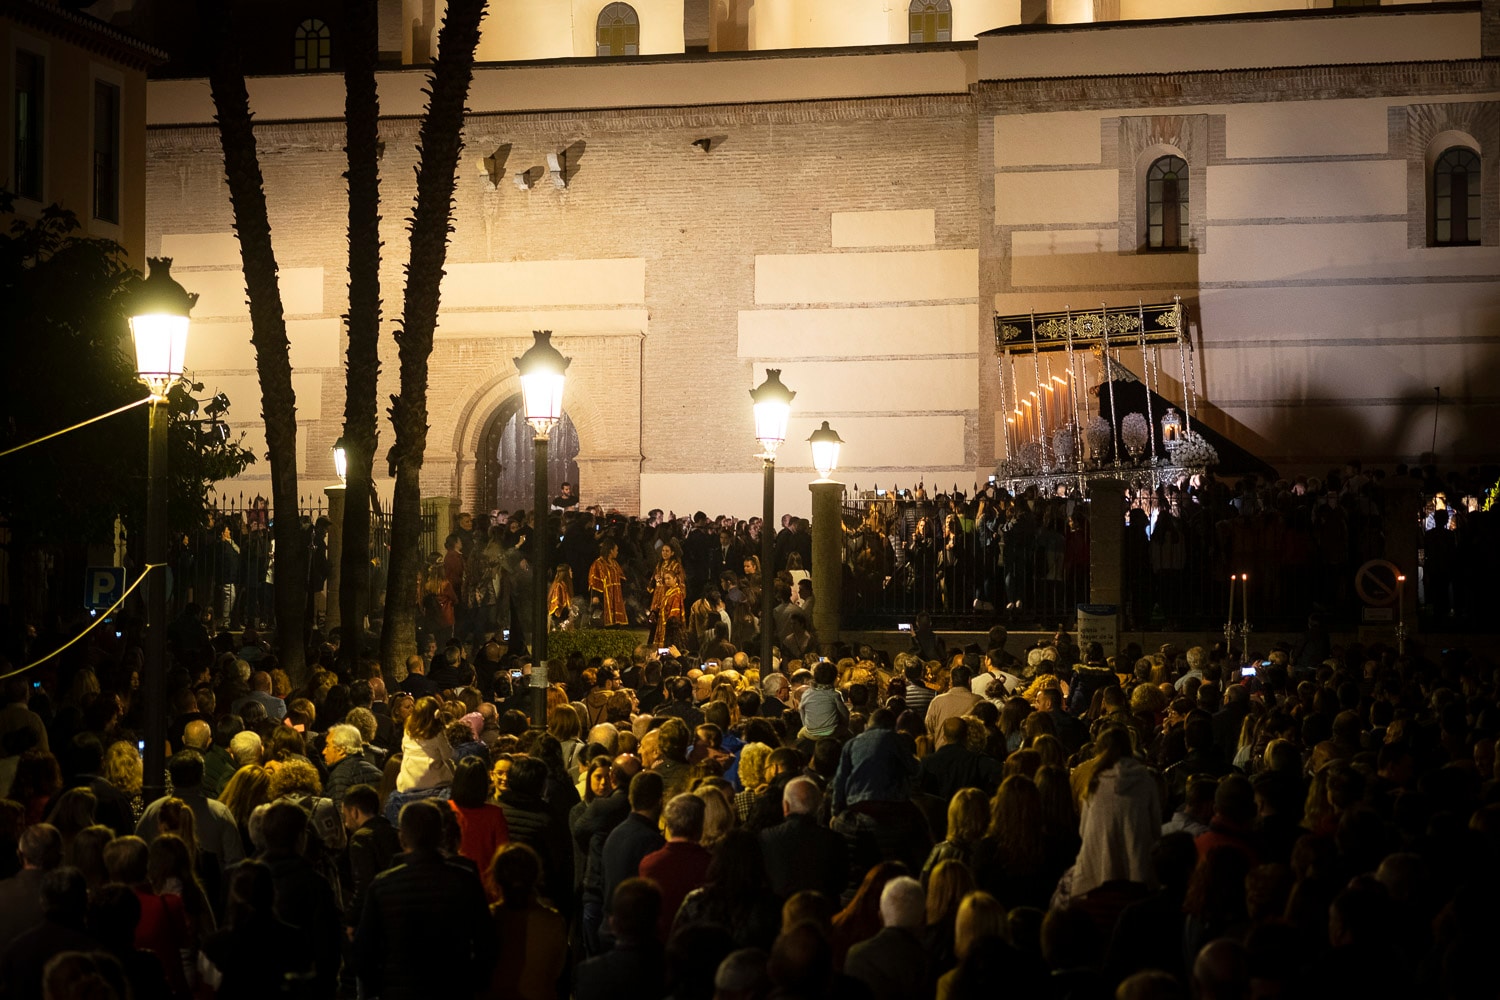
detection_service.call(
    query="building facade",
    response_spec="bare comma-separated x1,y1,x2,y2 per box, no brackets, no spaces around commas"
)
140,0,1498,516
3,0,161,263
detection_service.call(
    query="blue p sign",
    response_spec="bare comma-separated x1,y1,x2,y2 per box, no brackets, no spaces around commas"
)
86,567,125,610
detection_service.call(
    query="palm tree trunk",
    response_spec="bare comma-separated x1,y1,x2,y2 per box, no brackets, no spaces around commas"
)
204,3,308,682
379,0,490,677
338,0,382,673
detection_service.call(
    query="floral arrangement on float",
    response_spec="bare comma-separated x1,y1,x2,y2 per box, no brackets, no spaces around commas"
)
1120,413,1151,461
1169,429,1218,473
1085,417,1112,466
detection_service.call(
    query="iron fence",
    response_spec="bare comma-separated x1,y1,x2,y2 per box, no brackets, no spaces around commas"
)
171,494,436,633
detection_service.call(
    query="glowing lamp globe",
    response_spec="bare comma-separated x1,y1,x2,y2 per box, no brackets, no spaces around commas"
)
808,420,844,479
332,437,348,485
750,369,795,456
127,258,197,396
514,330,571,434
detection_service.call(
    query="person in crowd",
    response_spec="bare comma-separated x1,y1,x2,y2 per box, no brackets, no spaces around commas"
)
638,792,713,939
488,842,567,1000
844,875,932,1000
574,877,665,1000
395,696,454,793
355,800,494,999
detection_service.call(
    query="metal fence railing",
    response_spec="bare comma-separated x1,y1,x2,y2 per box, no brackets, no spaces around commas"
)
171,495,436,633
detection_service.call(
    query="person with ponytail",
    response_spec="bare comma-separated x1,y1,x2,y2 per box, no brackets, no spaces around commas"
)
396,696,455,793
1063,725,1161,903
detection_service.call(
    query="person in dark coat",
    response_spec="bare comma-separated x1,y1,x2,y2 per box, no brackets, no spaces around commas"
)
0,823,60,956
258,800,344,996
0,866,98,1000
601,771,665,911
843,875,932,1000
919,717,1003,801
574,754,637,955
322,724,384,806
498,755,570,910
355,799,495,1000
759,776,848,901
200,861,314,1000
573,877,665,1000
342,784,401,931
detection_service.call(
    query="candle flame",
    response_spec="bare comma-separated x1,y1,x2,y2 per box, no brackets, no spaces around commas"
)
1397,574,1406,582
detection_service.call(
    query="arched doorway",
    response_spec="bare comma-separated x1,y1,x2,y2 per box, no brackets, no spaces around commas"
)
477,395,581,516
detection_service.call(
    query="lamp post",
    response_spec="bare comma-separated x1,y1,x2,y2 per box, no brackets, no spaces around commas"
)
127,258,196,804
807,421,844,642
750,369,794,673
325,438,348,634
515,330,570,728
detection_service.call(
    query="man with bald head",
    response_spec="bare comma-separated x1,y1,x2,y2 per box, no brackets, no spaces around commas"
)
181,719,234,797
232,670,286,721
759,775,847,901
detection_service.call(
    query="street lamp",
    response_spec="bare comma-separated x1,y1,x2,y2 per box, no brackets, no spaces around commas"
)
750,369,794,673
331,436,348,486
514,330,570,728
807,420,844,643
126,257,197,804
808,420,843,481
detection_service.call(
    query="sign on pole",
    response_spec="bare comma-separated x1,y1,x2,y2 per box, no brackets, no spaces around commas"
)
85,567,126,610
1076,604,1120,658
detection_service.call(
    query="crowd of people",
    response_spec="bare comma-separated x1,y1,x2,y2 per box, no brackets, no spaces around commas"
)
0,593,1497,999
175,459,1497,645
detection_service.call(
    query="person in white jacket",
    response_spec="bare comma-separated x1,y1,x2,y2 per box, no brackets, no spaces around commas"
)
396,696,454,792
1064,725,1162,902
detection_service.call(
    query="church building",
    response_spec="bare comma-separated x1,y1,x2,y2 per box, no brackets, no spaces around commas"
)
138,0,1498,515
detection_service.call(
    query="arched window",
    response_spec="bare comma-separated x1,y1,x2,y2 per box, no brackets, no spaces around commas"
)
597,3,640,56
909,0,953,43
1433,146,1480,246
1146,155,1190,251
294,19,331,71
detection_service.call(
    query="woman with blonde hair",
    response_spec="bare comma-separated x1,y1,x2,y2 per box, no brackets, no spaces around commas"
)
397,695,454,792
924,859,977,974
102,741,144,822
218,764,271,857
155,797,200,871
935,891,1009,1000
924,788,988,877
695,783,737,850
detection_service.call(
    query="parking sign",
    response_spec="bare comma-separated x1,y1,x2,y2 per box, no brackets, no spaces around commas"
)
85,567,125,610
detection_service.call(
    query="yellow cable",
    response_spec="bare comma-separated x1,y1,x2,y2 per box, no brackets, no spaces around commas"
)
0,563,164,679
0,396,152,459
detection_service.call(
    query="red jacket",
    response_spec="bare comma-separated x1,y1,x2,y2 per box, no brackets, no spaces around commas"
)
638,840,712,941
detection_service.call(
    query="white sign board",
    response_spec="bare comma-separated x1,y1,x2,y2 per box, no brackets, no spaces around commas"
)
1076,604,1119,659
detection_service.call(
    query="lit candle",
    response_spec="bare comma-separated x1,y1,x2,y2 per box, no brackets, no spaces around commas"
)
1227,574,1236,624
1397,573,1406,623
1241,573,1249,626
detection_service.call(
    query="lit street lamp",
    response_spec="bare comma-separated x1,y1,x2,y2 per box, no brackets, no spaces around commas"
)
515,330,570,728
808,420,843,481
126,258,197,803
807,420,844,642
326,438,349,633
332,436,349,486
750,369,794,673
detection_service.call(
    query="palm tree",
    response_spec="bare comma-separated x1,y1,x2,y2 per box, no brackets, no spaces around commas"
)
338,0,382,671
379,0,491,677
204,2,308,680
